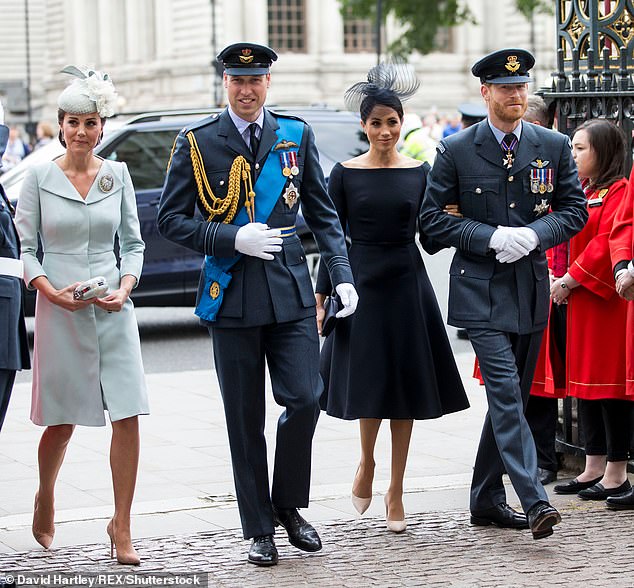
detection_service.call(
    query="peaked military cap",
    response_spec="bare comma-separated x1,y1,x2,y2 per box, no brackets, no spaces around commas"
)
217,43,278,76
471,48,535,84
458,102,488,125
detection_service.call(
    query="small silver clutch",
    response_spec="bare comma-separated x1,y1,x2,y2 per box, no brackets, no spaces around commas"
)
73,276,109,300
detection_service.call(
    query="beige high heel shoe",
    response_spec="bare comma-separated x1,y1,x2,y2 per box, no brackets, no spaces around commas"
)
384,495,407,533
107,519,140,566
32,493,55,549
351,466,373,514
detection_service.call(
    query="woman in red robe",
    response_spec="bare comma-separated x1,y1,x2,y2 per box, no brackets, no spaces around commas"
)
550,119,632,503
605,165,634,509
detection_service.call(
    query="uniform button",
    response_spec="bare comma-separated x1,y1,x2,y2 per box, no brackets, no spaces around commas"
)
255,163,260,170
300,256,305,262
460,269,465,275
219,180,225,186
508,175,514,182
509,202,516,208
475,188,482,194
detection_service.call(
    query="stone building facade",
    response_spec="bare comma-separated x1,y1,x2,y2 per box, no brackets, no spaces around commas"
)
0,0,555,127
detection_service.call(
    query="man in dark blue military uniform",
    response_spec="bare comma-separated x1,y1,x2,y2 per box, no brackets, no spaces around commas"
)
420,49,587,540
0,102,30,432
158,43,357,566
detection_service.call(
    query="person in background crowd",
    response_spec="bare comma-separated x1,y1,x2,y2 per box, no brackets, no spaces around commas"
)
400,109,437,165
158,43,358,567
1,126,29,172
0,99,30,434
15,66,148,565
550,119,632,505
458,103,488,129
316,63,470,534
442,112,462,138
34,121,56,150
420,48,587,540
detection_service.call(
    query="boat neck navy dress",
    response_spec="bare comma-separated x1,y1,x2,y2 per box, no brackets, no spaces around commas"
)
317,162,469,420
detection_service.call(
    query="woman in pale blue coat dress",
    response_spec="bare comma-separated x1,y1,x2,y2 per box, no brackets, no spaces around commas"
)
14,67,148,565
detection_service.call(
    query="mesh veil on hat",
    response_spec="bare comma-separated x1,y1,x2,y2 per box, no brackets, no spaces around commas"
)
57,66,118,118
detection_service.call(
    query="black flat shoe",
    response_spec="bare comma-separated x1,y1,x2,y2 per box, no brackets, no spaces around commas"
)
578,480,631,501
248,535,278,566
527,501,561,540
606,487,634,510
470,503,528,529
538,468,557,485
553,476,602,494
273,507,322,552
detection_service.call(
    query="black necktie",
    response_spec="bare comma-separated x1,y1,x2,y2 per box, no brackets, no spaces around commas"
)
248,123,260,158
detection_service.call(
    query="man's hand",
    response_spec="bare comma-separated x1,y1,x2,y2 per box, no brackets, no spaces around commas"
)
334,283,358,318
489,226,539,263
235,223,282,260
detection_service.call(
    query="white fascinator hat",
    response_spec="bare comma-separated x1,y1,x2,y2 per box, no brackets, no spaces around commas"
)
57,65,118,118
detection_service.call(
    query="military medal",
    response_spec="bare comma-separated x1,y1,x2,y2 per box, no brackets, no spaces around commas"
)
533,199,549,215
500,134,518,169
289,151,299,176
283,181,299,208
546,168,553,192
279,152,292,177
98,174,114,193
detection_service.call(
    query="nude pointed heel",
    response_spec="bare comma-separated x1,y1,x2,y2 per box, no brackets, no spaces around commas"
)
384,495,407,533
351,493,372,515
32,493,55,549
107,519,140,566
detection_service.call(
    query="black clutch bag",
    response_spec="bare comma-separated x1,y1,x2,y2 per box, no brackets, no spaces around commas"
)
321,294,341,337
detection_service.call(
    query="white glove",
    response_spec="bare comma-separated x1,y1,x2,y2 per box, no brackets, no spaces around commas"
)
335,282,358,318
0,100,4,125
490,226,539,263
234,223,282,260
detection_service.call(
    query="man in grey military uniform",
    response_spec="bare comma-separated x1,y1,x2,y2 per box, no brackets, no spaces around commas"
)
0,100,30,433
420,48,587,540
158,43,358,566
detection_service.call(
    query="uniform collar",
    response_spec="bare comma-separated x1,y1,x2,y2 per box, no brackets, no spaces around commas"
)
227,107,265,140
487,119,522,145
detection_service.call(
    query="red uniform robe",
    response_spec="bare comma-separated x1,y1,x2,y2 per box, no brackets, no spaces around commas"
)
609,167,634,396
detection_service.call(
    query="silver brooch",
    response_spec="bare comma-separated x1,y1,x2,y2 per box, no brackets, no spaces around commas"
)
98,174,114,193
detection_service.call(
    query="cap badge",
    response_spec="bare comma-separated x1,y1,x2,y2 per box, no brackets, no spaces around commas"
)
505,55,520,73
240,49,254,64
98,174,114,193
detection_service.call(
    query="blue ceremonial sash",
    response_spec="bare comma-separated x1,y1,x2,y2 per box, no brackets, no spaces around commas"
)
195,116,304,322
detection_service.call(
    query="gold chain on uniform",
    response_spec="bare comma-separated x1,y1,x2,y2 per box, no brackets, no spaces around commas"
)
167,131,256,223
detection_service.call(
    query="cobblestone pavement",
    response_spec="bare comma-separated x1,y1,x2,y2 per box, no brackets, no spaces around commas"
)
2,497,633,588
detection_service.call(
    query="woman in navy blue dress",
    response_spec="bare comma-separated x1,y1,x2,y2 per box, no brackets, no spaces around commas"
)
316,64,469,532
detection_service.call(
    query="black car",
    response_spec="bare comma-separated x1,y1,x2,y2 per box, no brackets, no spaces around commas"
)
3,107,367,313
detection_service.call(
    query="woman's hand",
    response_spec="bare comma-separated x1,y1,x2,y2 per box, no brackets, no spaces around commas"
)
550,273,578,305
94,275,135,313
443,203,463,218
47,282,97,312
315,292,327,336
616,271,634,300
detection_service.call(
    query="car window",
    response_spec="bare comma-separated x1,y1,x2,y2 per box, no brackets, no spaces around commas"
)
100,129,177,190
309,121,368,163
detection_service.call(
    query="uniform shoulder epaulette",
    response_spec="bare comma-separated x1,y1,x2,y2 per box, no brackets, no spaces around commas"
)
268,110,307,124
182,113,221,135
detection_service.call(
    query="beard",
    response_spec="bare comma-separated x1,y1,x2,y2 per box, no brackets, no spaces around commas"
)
490,99,528,124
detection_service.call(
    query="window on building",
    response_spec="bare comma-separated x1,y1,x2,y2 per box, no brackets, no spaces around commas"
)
344,12,375,53
268,0,306,52
434,27,454,53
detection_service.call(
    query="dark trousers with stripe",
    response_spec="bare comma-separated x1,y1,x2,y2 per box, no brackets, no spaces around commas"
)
468,329,548,514
0,369,16,433
210,317,321,539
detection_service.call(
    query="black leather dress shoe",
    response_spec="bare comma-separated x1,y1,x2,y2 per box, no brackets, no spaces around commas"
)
537,467,557,485
527,501,561,540
470,503,529,529
248,535,278,566
606,486,634,510
273,507,322,552
578,480,631,501
553,476,602,494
